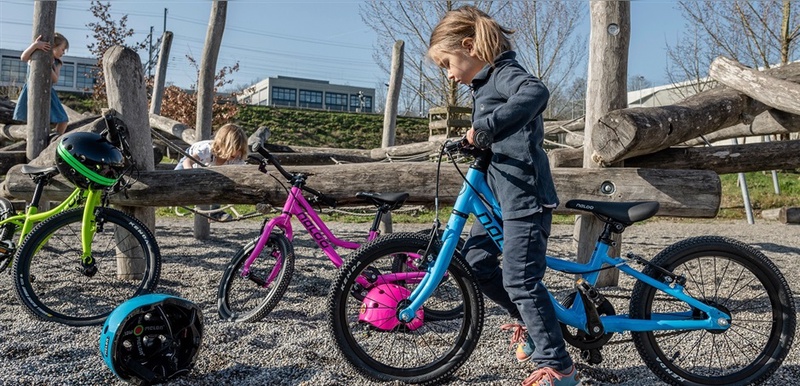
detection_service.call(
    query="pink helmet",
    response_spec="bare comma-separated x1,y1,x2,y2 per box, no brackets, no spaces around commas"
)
359,283,424,331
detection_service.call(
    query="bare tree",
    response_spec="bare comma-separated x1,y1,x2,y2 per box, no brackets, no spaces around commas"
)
360,1,587,119
500,1,588,119
86,1,146,111
667,1,800,96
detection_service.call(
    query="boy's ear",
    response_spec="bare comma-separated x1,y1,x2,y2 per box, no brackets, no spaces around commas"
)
461,37,474,52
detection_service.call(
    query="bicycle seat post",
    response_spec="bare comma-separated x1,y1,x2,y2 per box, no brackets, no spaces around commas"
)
368,204,392,234
27,174,51,211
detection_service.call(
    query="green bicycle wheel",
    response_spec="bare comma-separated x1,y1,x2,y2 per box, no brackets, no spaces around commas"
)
13,207,161,326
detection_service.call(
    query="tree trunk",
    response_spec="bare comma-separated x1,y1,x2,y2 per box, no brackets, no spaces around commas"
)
149,31,173,115
26,3,57,161
193,1,227,239
2,163,721,219
577,1,630,286
103,46,156,279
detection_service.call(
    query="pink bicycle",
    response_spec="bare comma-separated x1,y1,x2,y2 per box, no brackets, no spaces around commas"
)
217,128,463,322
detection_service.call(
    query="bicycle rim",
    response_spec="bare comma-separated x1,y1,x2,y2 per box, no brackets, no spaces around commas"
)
328,232,483,385
13,207,161,326
217,233,294,322
630,236,795,385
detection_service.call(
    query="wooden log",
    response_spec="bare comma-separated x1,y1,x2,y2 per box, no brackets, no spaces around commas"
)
3,115,99,141
579,1,631,286
710,56,800,116
548,139,800,173
1,163,721,218
104,45,156,278
149,31,173,115
681,109,800,146
370,141,442,160
779,207,800,224
0,151,27,175
625,140,800,174
548,147,584,168
761,208,781,221
193,1,228,240
591,61,800,165
289,145,371,158
149,113,195,144
27,3,57,160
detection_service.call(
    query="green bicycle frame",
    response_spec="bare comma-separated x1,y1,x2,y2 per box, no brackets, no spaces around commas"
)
0,187,102,265
0,188,86,246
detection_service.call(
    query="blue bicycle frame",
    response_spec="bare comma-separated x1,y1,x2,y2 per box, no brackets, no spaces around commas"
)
398,157,731,335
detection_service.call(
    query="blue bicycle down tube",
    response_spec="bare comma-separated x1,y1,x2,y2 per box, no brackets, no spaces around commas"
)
400,167,503,322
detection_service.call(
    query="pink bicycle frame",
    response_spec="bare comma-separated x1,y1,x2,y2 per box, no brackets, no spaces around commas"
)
239,185,425,286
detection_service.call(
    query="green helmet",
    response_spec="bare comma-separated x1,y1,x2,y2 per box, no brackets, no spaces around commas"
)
56,132,125,189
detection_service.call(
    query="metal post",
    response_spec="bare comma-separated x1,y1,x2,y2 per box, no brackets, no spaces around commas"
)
763,135,781,194
732,138,755,224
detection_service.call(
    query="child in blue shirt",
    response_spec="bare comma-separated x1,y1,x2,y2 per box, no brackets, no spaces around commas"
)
428,6,577,386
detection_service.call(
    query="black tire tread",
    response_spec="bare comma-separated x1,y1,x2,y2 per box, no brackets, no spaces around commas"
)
327,232,484,385
217,233,295,322
12,207,161,326
629,235,795,386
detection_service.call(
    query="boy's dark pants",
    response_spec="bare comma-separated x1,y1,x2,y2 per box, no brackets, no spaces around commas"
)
463,209,573,370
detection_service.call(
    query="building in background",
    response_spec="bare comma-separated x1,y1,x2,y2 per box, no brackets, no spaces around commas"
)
238,76,375,113
0,49,98,95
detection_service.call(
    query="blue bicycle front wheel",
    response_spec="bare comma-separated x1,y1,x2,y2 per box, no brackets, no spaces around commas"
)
328,232,484,385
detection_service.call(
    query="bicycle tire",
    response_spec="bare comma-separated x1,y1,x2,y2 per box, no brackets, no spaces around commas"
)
0,197,16,273
217,232,295,322
629,236,795,386
328,232,483,385
13,207,161,326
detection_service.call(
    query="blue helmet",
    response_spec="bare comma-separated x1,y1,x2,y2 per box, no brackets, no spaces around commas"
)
99,294,203,385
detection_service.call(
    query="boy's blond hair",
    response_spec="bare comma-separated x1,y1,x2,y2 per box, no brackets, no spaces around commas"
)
211,123,247,161
428,5,513,65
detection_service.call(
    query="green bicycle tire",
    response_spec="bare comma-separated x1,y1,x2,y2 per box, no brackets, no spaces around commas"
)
12,207,161,326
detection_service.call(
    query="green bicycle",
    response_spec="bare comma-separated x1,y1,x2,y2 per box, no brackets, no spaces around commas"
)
8,113,161,327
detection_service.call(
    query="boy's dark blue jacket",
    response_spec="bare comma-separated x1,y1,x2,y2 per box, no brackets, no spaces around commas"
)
470,51,559,219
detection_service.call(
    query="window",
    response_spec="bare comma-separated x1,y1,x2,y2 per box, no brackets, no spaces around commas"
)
347,93,372,113
325,92,348,111
57,62,74,88
75,63,96,91
271,86,296,107
1,56,27,85
299,89,323,109
362,96,373,113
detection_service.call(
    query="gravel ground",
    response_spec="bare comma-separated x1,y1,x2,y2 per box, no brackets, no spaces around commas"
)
0,216,799,386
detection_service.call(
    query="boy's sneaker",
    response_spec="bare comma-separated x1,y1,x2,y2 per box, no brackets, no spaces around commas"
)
522,365,580,386
500,323,535,362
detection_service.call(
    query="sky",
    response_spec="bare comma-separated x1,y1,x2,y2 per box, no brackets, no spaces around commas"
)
0,0,684,93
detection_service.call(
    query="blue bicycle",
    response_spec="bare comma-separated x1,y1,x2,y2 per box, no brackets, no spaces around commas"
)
327,139,796,385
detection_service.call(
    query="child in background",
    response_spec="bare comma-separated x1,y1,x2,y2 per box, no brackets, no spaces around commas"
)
428,6,577,386
174,123,248,170
13,33,70,135
175,123,248,222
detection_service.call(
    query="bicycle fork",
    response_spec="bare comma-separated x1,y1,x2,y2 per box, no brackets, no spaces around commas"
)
77,190,103,277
